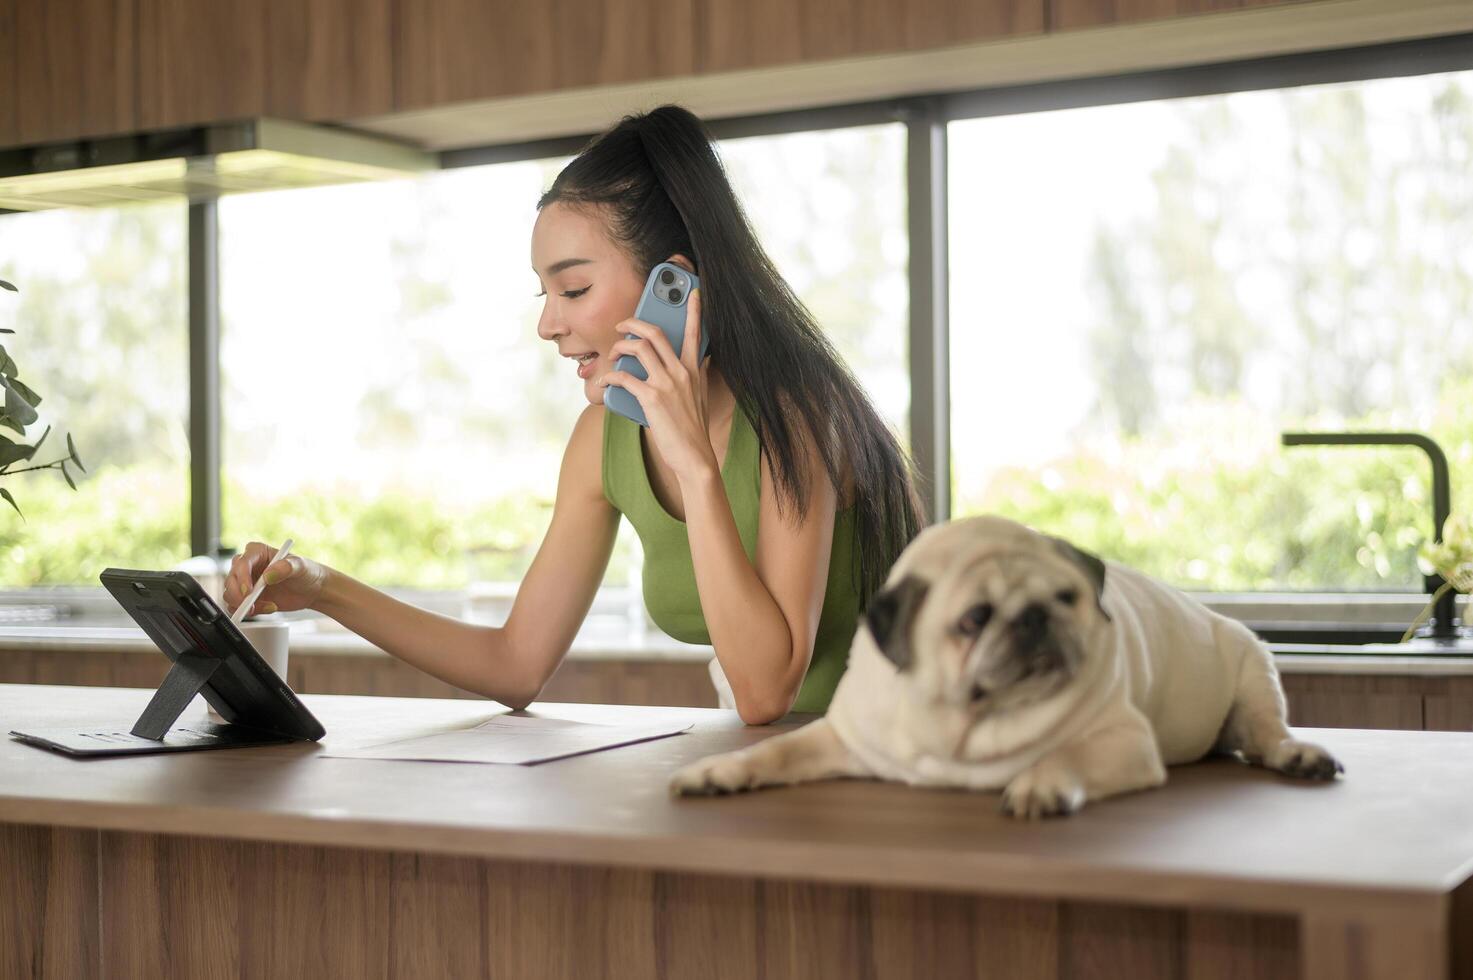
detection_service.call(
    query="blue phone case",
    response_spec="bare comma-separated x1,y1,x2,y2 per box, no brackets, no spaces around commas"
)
603,262,706,428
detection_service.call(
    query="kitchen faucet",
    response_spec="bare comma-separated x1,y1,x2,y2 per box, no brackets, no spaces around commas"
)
1281,431,1460,641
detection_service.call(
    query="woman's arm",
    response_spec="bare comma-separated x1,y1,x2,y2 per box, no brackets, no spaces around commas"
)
599,289,837,724
682,437,837,724
310,405,620,708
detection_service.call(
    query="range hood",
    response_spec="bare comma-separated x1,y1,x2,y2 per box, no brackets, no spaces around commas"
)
0,119,435,211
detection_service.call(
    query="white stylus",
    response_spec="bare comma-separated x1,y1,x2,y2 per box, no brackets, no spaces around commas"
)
230,538,294,625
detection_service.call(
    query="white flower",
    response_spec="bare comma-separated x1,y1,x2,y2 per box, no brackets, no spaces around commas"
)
1417,514,1473,593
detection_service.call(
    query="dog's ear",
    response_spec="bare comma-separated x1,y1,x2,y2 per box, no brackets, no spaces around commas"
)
865,575,930,670
1047,537,1111,622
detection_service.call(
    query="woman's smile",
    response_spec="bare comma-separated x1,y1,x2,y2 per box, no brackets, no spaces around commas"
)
564,350,601,380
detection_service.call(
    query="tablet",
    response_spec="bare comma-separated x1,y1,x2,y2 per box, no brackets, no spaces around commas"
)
8,569,325,757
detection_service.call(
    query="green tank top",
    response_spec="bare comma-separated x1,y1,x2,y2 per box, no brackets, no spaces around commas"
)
602,405,860,714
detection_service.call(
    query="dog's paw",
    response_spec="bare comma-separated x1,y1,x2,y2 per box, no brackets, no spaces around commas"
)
1000,765,1087,820
669,750,766,797
1266,738,1344,781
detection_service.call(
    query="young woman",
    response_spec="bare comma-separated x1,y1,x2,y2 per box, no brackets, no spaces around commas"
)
225,105,923,724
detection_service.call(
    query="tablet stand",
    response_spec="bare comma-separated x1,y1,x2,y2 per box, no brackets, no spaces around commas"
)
130,651,223,740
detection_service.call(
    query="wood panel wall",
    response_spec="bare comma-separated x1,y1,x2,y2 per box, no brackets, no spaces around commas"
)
0,823,1301,980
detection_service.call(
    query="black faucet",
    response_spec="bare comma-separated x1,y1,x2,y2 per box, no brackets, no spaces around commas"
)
1281,431,1458,641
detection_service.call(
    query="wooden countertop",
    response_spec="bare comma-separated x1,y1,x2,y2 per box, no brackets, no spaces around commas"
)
4,685,1472,922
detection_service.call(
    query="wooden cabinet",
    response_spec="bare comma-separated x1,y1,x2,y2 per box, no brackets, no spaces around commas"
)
134,0,395,133
696,0,1043,75
0,1,15,146
394,0,697,112
137,0,267,129
266,0,394,121
12,0,136,144
6,0,1351,148
1047,0,1310,33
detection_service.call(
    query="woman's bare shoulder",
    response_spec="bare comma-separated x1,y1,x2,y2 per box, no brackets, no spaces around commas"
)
557,404,611,502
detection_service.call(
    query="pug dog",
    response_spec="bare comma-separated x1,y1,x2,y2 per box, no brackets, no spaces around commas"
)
670,515,1342,818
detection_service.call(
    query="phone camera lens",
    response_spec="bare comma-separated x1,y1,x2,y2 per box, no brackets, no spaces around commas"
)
668,288,682,304
660,269,675,285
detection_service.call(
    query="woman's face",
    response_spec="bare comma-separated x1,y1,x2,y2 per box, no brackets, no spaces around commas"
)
531,202,646,406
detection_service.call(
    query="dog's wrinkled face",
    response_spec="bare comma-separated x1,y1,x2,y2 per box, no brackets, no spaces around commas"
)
866,526,1111,715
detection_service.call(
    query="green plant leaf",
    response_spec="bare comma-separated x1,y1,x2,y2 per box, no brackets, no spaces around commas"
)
7,376,40,408
0,348,15,379
0,435,33,467
0,280,16,293
67,433,85,472
31,424,49,456
0,329,13,335
60,459,76,491
0,487,22,519
0,414,23,436
2,379,38,426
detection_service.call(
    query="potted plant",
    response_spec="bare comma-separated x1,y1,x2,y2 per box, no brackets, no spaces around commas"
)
1402,515,1473,642
0,278,86,516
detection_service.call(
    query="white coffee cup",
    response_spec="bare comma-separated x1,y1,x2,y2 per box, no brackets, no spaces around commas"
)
206,619,290,724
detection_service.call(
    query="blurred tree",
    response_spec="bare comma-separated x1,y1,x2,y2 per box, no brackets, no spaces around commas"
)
0,204,189,584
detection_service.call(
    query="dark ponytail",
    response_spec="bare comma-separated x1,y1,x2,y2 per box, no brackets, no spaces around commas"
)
539,105,924,605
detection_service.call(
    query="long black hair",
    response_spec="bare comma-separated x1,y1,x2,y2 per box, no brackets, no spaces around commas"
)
539,104,924,606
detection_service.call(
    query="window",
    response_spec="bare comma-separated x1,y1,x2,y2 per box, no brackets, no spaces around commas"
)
219,159,586,592
949,70,1473,592
217,125,910,601
718,124,910,441
0,203,189,587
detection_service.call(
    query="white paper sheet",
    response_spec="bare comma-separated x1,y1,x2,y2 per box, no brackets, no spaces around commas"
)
319,713,693,765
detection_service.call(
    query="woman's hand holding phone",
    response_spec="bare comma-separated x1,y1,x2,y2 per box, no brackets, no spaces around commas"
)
225,542,328,617
599,286,717,482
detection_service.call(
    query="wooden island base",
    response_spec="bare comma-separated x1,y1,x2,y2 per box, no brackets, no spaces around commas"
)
2,685,1469,980
5,823,1314,979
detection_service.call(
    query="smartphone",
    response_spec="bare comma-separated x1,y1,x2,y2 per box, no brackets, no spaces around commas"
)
603,262,707,428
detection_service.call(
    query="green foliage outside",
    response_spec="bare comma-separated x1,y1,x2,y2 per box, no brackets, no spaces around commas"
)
0,466,643,589
962,73,1472,592
969,375,1473,591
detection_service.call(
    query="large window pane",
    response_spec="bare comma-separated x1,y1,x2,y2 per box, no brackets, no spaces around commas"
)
0,204,189,586
720,125,909,440
949,71,1473,591
221,124,909,596
219,160,590,591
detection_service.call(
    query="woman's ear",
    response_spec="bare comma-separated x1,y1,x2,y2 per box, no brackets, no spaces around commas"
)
666,254,697,275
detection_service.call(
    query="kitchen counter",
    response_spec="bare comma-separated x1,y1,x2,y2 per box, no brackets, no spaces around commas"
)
7,623,1473,674
2,683,1470,978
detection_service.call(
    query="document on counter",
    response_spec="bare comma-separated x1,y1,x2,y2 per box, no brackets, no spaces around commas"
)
319,714,694,765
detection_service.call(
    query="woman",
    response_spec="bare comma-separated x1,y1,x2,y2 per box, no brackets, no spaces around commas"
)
225,105,923,724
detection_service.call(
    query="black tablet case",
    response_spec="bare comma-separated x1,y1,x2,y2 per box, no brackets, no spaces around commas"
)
9,569,325,757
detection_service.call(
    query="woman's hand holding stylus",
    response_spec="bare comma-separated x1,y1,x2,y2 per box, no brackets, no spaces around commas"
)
224,542,328,617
